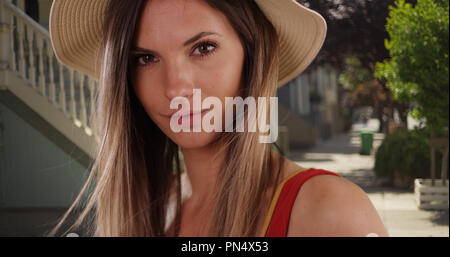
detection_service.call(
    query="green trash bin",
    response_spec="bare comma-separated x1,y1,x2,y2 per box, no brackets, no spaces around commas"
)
359,131,374,155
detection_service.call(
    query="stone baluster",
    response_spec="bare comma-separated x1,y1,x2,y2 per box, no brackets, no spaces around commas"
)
8,13,16,72
0,0,11,72
58,64,66,114
47,42,56,105
16,17,25,78
27,25,35,87
37,34,46,96
80,74,88,130
69,69,77,122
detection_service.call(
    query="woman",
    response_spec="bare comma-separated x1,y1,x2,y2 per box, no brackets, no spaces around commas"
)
48,0,388,237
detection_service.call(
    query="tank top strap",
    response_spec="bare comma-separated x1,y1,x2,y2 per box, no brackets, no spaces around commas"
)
259,168,341,237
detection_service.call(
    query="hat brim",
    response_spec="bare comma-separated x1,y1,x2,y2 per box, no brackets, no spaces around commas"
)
50,0,327,87
255,0,327,86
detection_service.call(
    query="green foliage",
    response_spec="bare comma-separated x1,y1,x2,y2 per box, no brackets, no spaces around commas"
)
375,0,449,132
340,56,388,108
374,128,432,179
339,56,374,90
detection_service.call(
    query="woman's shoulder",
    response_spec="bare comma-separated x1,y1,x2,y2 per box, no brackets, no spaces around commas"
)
285,167,389,237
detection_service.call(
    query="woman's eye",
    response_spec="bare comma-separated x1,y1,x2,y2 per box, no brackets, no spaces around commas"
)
133,41,217,68
136,54,158,66
192,41,217,57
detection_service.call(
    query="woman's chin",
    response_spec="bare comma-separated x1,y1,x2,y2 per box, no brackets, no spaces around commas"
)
166,130,220,149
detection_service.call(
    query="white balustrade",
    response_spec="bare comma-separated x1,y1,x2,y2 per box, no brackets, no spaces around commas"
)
2,0,97,138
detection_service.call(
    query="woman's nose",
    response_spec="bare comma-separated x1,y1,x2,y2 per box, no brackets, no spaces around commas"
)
164,58,194,100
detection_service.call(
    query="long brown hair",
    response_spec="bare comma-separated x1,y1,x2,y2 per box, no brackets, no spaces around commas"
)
49,0,283,237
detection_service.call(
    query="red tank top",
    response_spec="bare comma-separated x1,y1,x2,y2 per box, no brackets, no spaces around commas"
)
259,168,341,237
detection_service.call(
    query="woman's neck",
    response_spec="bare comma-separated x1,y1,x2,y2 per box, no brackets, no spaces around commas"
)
180,144,295,209
181,142,225,206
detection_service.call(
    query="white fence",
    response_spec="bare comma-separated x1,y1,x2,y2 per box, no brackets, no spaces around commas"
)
0,0,97,138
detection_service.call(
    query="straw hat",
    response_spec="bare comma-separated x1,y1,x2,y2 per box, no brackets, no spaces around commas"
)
49,0,327,87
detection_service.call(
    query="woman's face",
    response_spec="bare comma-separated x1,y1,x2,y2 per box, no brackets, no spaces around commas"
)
130,0,245,149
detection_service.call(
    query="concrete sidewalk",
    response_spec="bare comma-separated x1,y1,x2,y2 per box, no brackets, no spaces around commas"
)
289,124,449,237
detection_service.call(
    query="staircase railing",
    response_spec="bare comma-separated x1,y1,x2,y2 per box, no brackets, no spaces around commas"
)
4,0,329,157
0,0,97,139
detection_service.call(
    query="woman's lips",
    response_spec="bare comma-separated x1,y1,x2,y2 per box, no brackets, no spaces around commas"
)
169,108,212,127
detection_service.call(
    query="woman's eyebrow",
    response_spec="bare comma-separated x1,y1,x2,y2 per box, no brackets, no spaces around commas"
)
183,31,221,46
131,31,221,53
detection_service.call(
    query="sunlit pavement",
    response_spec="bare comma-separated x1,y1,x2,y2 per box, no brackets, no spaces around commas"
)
289,120,449,237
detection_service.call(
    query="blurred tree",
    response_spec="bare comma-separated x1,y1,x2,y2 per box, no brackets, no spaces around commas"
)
375,0,449,134
339,56,373,89
297,0,416,132
339,56,409,130
375,0,449,183
297,0,416,70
